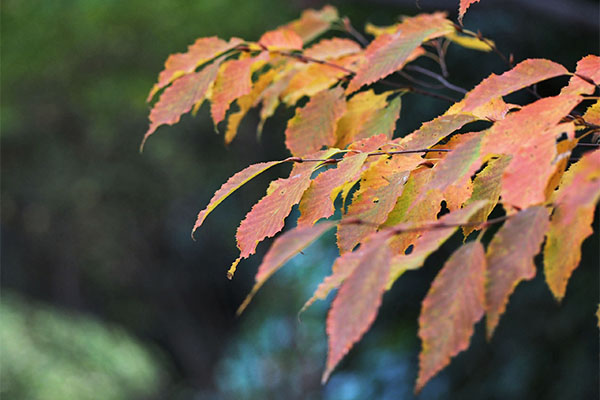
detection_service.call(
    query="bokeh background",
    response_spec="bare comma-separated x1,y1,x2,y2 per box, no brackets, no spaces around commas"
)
2,0,598,399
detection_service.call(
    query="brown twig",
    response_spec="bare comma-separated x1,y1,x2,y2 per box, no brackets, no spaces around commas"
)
285,148,452,165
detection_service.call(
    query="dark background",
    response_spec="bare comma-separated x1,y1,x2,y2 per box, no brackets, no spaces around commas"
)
2,0,598,399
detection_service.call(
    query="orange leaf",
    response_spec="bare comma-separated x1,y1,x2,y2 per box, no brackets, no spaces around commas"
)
224,69,278,144
394,113,476,151
387,200,488,287
335,91,401,148
210,52,269,127
458,0,481,24
562,55,600,96
285,86,346,156
416,241,486,392
459,59,568,113
323,236,392,383
236,149,338,259
148,37,242,101
544,149,600,300
428,132,483,191
237,221,335,314
191,159,287,236
481,95,582,209
282,56,357,105
259,28,303,51
347,13,453,93
304,38,362,60
337,154,423,252
485,206,549,337
298,153,369,226
283,5,339,44
143,58,222,148
582,100,600,125
463,156,512,236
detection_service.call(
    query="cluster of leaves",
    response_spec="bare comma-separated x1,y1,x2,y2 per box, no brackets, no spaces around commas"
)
144,2,600,392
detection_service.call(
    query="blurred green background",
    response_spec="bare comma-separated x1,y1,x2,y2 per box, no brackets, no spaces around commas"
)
1,0,598,399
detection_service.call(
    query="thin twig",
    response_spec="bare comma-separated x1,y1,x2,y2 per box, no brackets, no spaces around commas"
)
405,65,468,94
284,148,452,165
340,214,511,234
237,45,459,103
342,17,369,47
397,70,445,89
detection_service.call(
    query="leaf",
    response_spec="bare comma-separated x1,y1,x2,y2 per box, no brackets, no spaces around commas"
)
387,200,488,287
463,156,512,236
237,221,335,314
143,58,222,148
236,149,339,259
192,159,287,236
259,28,303,51
210,52,269,127
257,67,297,134
428,132,483,191
481,95,582,209
347,13,453,93
323,236,392,383
282,57,356,106
284,86,346,156
224,68,278,144
562,55,600,96
416,241,486,392
283,5,339,44
394,113,476,151
458,0,481,24
336,93,402,149
544,150,600,300
458,59,568,113
583,100,600,126
304,38,362,60
384,168,445,254
445,31,492,52
298,153,369,226
148,37,242,101
485,206,549,337
337,154,423,252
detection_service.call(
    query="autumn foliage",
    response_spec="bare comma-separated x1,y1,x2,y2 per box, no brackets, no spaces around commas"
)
144,1,600,392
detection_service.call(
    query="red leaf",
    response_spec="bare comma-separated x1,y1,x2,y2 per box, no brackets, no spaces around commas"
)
237,221,335,314
210,52,269,127
394,113,476,151
481,95,582,209
298,153,369,226
143,58,222,148
416,241,486,392
192,160,287,236
283,5,339,44
148,37,242,101
458,0,481,24
259,28,303,51
544,149,600,300
236,149,338,259
285,86,346,156
485,206,549,337
562,55,600,95
459,59,568,113
347,14,453,93
323,236,392,383
304,38,362,60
